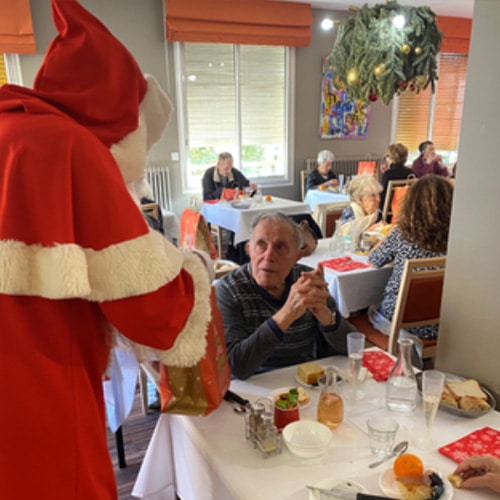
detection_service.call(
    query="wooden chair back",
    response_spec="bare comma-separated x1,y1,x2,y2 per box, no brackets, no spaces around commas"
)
312,201,348,237
349,256,446,364
141,202,160,222
387,256,446,356
381,178,418,223
300,170,309,201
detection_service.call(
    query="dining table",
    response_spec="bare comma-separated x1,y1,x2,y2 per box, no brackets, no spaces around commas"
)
304,189,350,211
132,349,500,500
200,197,310,245
299,239,393,318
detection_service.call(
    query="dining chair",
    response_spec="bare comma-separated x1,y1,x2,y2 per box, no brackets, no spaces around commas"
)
141,202,160,222
300,169,309,200
312,201,349,237
349,256,446,366
357,160,377,176
381,178,418,223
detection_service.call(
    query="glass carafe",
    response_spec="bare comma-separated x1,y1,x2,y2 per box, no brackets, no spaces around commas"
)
329,220,344,257
386,338,417,412
317,367,343,429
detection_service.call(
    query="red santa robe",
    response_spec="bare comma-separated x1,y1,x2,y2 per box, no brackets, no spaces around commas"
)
0,1,211,498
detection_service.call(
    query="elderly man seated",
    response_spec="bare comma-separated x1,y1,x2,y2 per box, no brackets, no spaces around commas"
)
215,212,353,380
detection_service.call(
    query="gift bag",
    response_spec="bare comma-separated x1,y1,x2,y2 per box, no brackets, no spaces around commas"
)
220,188,243,201
179,208,218,260
159,287,231,416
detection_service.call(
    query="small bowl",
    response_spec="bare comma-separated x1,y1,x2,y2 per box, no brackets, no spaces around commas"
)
282,420,332,458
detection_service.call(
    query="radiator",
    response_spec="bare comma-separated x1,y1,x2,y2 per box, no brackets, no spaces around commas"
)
305,157,384,177
146,163,172,212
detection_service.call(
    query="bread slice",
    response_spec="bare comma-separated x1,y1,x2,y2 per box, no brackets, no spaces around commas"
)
297,362,324,385
446,379,488,401
447,473,463,488
440,386,458,408
458,395,491,411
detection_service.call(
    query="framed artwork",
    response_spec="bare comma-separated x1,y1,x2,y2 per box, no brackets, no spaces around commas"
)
320,56,370,139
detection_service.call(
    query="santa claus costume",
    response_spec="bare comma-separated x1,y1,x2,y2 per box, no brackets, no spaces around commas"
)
0,0,211,498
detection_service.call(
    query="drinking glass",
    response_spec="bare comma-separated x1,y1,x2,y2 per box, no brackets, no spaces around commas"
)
338,174,345,192
346,332,365,401
422,370,445,446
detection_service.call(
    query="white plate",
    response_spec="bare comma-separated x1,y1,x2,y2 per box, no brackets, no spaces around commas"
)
379,467,453,499
307,478,367,500
269,387,311,409
230,200,252,209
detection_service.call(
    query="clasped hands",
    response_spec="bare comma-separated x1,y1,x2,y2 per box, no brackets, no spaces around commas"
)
274,264,332,331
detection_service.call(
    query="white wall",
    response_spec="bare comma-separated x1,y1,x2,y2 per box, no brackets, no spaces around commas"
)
437,0,500,406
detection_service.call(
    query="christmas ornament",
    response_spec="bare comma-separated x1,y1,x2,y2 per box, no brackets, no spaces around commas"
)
325,1,443,104
374,64,385,77
346,68,360,86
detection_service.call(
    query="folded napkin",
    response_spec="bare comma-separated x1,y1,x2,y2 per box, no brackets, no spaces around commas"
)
321,256,369,272
438,426,500,463
362,351,395,382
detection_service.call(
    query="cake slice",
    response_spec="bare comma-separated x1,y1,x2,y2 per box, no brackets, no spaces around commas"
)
296,362,324,385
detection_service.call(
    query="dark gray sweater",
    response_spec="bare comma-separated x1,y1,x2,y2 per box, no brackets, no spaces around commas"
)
215,263,352,380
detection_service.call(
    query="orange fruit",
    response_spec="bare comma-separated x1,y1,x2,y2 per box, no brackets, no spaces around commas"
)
264,195,272,202
393,454,424,479
318,185,326,191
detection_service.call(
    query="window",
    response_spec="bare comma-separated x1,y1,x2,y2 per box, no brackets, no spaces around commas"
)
395,53,467,164
175,42,292,192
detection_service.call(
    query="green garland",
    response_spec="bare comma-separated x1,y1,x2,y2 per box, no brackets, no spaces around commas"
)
327,1,443,105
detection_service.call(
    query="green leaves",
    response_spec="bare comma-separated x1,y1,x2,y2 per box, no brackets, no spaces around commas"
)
326,1,443,105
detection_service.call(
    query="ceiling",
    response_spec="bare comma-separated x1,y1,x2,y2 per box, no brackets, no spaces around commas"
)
272,0,474,19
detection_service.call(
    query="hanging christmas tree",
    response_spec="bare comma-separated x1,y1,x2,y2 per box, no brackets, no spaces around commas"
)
327,1,443,105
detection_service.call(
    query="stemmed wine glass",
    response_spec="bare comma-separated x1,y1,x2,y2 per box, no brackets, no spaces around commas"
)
347,332,365,401
421,370,445,448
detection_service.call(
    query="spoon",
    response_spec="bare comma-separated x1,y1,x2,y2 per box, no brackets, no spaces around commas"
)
368,440,409,469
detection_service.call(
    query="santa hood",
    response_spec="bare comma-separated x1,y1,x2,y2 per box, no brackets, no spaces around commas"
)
33,0,172,184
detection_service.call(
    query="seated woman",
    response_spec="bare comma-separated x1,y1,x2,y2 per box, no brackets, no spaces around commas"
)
305,150,338,193
368,175,453,342
379,143,414,212
338,174,382,240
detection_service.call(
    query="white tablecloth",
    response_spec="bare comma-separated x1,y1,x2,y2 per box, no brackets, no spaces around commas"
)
200,197,310,245
299,239,393,318
304,189,350,211
132,351,500,500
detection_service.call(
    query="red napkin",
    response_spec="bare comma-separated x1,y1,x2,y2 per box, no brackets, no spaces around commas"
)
362,351,395,382
321,257,369,272
438,427,500,463
204,200,219,205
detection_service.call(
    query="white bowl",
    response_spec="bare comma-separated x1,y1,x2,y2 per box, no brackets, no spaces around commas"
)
282,420,332,458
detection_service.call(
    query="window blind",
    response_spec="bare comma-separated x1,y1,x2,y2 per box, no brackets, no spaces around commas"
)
165,0,312,47
0,0,35,54
0,55,7,85
395,54,467,154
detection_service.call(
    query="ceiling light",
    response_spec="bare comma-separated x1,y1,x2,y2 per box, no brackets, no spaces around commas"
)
321,18,334,31
393,15,405,29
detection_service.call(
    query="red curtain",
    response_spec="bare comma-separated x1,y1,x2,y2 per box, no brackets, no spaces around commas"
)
437,16,472,54
0,0,36,54
165,0,312,47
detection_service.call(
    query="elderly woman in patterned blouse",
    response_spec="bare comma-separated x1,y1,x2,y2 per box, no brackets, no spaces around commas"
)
367,175,453,346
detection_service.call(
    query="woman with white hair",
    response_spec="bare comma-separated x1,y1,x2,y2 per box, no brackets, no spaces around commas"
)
339,174,382,239
305,149,338,193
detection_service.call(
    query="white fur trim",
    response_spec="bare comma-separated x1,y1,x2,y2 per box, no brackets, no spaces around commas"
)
142,75,173,150
110,114,148,185
152,251,212,367
0,231,184,300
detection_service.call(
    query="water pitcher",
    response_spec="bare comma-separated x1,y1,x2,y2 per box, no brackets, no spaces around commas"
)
386,338,417,412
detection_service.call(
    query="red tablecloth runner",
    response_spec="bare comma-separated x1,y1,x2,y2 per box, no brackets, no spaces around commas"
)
321,256,369,272
438,426,500,463
362,351,395,382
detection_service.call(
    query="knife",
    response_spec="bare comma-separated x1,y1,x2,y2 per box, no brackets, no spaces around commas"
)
224,390,252,409
306,485,393,500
